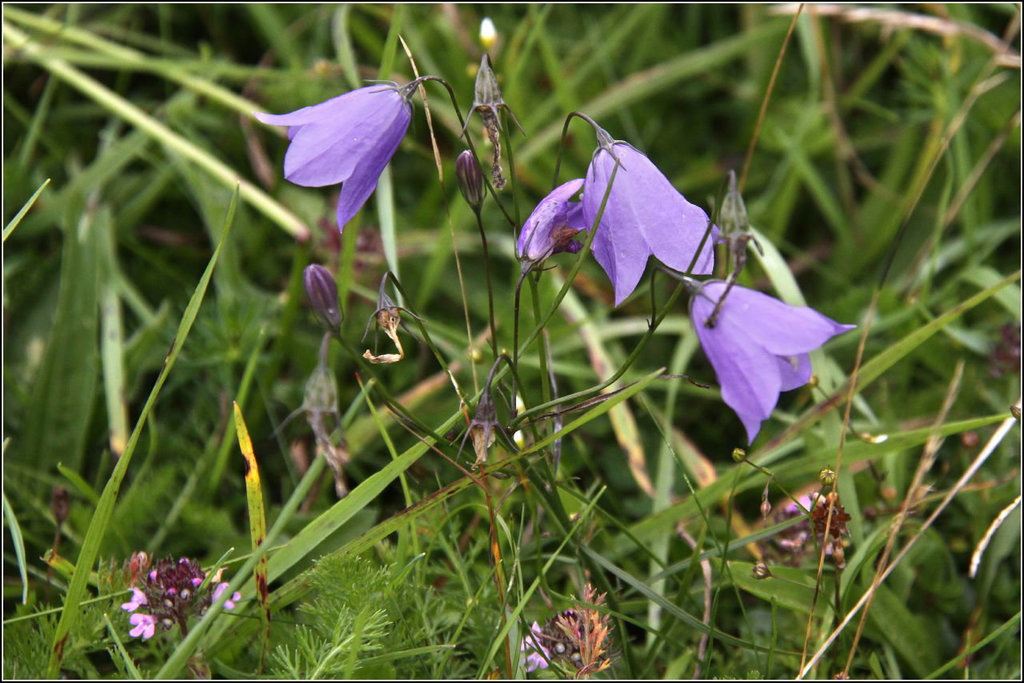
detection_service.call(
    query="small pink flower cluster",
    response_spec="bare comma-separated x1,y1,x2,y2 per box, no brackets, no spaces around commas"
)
119,553,241,639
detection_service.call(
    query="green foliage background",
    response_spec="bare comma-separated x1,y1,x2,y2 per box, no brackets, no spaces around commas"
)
3,4,1021,679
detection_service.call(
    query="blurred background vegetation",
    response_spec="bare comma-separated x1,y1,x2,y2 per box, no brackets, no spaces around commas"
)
3,4,1020,679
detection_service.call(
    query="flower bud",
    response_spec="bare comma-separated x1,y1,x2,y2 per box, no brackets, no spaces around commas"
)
818,466,836,486
719,170,749,239
752,561,773,580
480,17,496,50
455,150,484,210
303,264,341,334
51,486,70,526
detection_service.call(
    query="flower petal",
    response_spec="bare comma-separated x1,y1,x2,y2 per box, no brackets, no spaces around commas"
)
584,143,715,306
333,105,411,230
777,353,812,391
120,587,148,612
692,293,781,443
279,88,409,188
703,282,855,356
518,178,584,262
128,613,156,640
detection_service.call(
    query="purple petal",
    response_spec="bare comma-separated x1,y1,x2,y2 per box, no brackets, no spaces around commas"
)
253,84,400,128
518,178,584,262
777,353,812,391
333,104,411,231
279,89,409,188
692,293,781,443
520,621,551,672
583,143,715,306
703,282,855,356
565,202,585,230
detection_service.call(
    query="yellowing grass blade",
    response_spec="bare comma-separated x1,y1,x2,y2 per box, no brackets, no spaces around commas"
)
233,401,270,672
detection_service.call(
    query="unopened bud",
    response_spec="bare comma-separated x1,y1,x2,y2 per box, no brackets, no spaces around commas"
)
303,264,341,334
455,150,484,210
480,18,496,50
752,561,772,579
468,390,498,466
732,447,746,462
719,170,749,238
831,543,846,570
51,486,70,526
304,358,338,415
819,467,836,486
760,497,772,520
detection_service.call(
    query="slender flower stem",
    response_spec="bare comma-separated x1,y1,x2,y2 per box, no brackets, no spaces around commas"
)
500,109,523,235
472,209,500,361
418,76,516,228
509,217,716,430
528,273,552,408
384,274,470,408
510,270,527,416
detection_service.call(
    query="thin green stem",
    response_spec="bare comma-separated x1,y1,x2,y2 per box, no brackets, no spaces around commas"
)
510,217,715,430
528,273,552,408
510,269,528,417
472,209,500,361
386,274,469,408
418,76,516,228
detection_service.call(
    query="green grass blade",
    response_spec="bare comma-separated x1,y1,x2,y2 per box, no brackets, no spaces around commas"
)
102,613,142,679
2,22,310,240
19,199,101,472
2,487,30,604
45,186,237,678
3,177,50,242
233,402,271,672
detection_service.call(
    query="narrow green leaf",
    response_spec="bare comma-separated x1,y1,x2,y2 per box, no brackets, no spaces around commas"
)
3,23,310,240
56,462,101,507
19,200,101,472
45,187,237,678
3,177,50,242
2,488,30,604
102,613,142,679
864,582,941,677
233,402,271,671
98,209,128,458
728,560,832,618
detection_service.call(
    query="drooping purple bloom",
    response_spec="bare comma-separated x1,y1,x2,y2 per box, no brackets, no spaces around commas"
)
690,281,855,443
517,178,586,267
254,83,415,233
582,131,717,306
